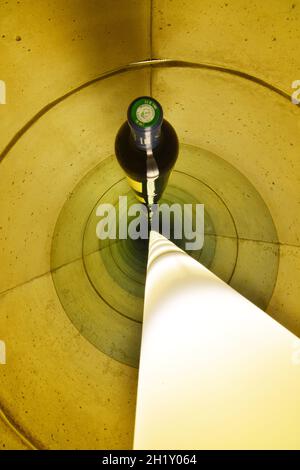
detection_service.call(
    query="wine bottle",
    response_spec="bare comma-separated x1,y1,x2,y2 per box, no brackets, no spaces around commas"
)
115,96,179,207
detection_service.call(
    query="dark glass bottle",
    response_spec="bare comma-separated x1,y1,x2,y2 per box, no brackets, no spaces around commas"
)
115,96,179,207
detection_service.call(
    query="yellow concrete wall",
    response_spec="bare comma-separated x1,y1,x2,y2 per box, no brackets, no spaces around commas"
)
152,0,299,93
0,0,150,152
151,0,300,336
135,232,300,449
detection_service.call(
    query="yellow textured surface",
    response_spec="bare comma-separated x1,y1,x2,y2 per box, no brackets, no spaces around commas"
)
0,411,30,450
0,0,150,450
134,232,300,449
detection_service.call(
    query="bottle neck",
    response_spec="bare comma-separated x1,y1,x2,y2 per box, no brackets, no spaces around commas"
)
129,123,162,151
